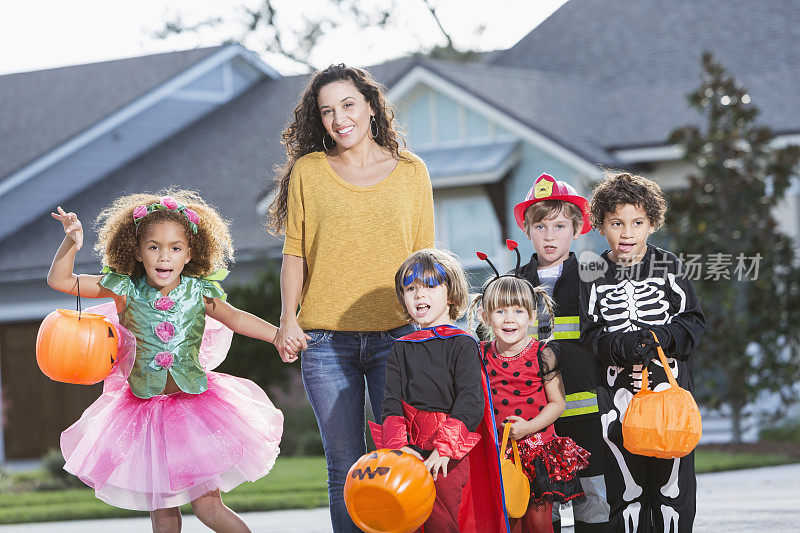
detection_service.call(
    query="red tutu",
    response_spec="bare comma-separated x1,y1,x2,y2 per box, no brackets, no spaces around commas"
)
511,431,590,503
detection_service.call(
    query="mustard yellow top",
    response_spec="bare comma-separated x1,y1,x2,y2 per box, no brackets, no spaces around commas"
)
283,150,435,331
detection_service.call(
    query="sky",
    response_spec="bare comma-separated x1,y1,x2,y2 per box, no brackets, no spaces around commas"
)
0,0,569,75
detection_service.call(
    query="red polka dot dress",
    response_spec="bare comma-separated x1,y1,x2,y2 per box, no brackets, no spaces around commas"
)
481,338,590,503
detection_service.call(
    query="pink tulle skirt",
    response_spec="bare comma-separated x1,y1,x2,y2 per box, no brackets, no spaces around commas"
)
61,372,283,511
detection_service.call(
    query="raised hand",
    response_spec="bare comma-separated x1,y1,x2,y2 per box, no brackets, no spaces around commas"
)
51,206,83,250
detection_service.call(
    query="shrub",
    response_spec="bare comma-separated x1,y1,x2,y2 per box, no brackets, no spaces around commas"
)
38,449,84,490
760,421,800,446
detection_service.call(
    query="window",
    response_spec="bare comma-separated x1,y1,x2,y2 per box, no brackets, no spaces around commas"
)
434,189,510,286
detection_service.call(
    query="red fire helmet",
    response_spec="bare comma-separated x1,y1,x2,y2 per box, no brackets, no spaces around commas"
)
513,173,592,234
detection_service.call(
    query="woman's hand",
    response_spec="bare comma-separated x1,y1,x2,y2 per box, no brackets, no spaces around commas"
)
275,318,308,363
51,206,83,250
423,448,450,481
283,337,304,360
505,415,535,440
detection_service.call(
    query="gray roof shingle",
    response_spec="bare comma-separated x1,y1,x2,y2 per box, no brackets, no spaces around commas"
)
0,57,415,273
490,0,800,148
0,46,224,179
418,59,611,163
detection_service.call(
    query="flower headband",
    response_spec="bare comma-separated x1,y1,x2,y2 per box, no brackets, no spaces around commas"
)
133,196,199,234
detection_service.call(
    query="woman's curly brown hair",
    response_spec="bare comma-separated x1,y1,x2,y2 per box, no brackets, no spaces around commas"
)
94,189,234,278
589,171,667,230
266,63,407,235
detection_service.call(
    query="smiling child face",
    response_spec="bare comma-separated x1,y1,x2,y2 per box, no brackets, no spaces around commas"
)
135,220,191,295
402,280,451,328
485,304,535,353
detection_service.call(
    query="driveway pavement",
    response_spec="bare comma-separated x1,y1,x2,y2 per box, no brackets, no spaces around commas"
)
1,463,797,532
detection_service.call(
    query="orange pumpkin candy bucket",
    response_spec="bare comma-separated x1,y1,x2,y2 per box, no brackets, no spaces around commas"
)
344,449,435,533
499,422,530,518
36,279,117,385
621,331,702,459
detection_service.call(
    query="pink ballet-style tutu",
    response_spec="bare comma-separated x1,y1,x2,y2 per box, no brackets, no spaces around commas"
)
60,303,283,511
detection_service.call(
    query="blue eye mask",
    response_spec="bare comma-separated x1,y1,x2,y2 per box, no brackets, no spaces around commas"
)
403,262,447,287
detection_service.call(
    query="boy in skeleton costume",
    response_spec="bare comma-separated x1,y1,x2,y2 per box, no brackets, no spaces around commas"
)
579,173,705,533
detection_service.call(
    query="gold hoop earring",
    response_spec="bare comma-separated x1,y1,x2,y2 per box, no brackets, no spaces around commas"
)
322,132,335,151
370,115,379,138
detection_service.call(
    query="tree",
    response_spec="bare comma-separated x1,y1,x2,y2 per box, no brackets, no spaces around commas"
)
217,264,324,455
156,0,478,71
215,263,288,390
667,52,800,442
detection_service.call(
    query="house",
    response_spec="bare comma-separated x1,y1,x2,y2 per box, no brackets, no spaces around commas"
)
1,0,798,459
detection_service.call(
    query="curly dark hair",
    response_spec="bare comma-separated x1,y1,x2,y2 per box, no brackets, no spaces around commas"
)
94,189,234,278
266,64,407,235
589,171,667,229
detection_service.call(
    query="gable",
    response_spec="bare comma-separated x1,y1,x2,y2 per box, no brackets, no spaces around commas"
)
0,46,223,179
397,85,512,148
390,64,604,180
0,45,279,243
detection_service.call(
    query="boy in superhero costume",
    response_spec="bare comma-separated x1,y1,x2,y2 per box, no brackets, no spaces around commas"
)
370,249,509,532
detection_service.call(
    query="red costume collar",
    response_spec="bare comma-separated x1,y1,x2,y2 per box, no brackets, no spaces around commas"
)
488,338,541,360
398,324,470,342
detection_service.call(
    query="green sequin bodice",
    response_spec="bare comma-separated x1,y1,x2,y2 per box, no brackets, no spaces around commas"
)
99,270,226,399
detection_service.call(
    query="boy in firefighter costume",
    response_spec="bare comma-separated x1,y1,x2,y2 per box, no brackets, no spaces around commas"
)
579,173,706,532
370,249,510,532
514,173,611,532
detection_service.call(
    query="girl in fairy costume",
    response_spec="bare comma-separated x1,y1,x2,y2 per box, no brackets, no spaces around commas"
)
47,190,304,532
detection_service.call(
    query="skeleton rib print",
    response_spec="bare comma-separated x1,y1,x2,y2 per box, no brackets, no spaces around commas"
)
589,274,686,333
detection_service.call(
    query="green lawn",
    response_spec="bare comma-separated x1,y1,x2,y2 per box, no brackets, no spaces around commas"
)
694,449,798,473
0,456,328,525
1,449,798,524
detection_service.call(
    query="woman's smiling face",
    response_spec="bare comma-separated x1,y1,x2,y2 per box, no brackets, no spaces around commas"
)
317,80,373,152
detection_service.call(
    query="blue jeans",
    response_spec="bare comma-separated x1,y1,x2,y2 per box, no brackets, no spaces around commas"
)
301,323,416,533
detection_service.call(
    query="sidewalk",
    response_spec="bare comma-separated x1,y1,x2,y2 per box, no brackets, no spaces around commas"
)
0,508,333,533
694,462,800,531
0,463,797,531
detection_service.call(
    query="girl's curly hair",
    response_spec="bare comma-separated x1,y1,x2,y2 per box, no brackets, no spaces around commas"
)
589,171,667,229
94,189,234,278
266,63,407,235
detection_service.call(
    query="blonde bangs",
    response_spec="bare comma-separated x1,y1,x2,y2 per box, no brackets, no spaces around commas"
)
481,276,537,315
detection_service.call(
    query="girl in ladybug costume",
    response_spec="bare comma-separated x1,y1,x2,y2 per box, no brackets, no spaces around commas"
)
473,242,590,533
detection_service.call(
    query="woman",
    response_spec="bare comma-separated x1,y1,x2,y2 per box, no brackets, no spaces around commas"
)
267,64,434,533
